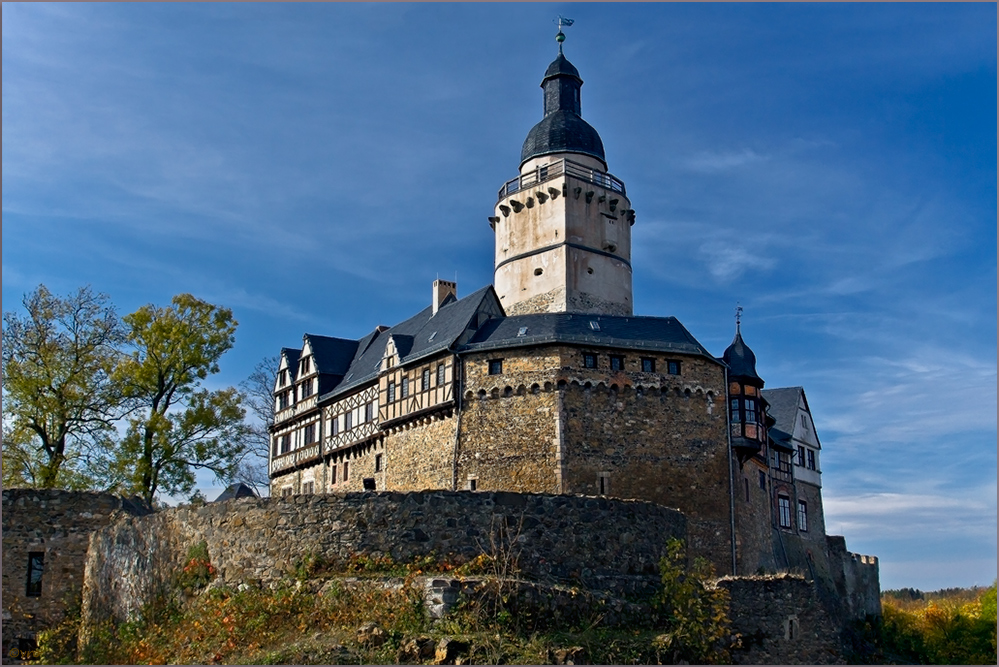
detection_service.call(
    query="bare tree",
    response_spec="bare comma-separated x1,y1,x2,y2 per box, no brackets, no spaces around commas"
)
236,355,278,495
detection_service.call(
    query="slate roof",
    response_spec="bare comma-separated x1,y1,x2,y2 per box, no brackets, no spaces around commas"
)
722,329,762,382
214,482,258,502
761,386,819,451
319,285,501,400
461,311,716,359
305,334,359,377
543,53,582,82
522,111,606,166
295,284,719,404
521,53,606,166
281,347,301,380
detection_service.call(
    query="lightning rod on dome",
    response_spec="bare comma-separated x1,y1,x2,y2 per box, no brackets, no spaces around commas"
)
735,303,743,333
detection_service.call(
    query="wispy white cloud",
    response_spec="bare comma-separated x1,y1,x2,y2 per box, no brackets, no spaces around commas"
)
684,148,770,172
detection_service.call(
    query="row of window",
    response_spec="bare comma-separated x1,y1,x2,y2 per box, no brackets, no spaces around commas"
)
777,496,809,532
485,355,682,376
796,445,817,471
387,363,446,402
331,401,375,435
730,396,763,424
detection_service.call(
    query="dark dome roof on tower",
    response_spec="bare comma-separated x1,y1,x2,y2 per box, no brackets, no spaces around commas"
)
520,52,606,167
544,53,582,81
521,111,605,165
723,328,762,382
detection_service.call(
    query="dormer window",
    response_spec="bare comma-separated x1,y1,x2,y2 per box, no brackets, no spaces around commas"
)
300,379,313,399
300,357,310,375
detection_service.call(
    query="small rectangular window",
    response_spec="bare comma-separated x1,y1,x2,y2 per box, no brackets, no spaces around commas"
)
759,470,766,489
375,453,383,472
609,355,624,371
345,411,353,430
279,369,288,386
330,465,337,484
271,436,278,457
300,379,313,399
331,417,340,436
343,460,349,480
807,450,816,471
281,434,291,454
282,487,293,497
744,398,757,424
278,392,289,410
365,402,373,422
437,363,446,386
26,552,44,597
363,477,376,491
303,481,314,495
583,353,597,369
488,359,503,375
797,445,806,466
387,381,396,403
744,477,750,502
468,478,477,491
667,360,681,375
730,398,740,419
304,423,316,444
598,473,609,496
422,368,430,391
641,357,656,373
778,495,792,528
401,376,409,398
798,500,808,532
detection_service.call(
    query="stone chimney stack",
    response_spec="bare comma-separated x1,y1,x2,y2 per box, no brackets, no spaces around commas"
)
432,279,457,315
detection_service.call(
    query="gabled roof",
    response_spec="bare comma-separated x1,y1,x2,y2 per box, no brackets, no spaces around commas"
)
213,482,258,502
280,347,301,381
304,334,359,377
461,312,716,359
761,386,803,438
319,285,502,400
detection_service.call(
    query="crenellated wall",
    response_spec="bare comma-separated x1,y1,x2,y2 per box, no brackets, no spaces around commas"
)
80,491,686,629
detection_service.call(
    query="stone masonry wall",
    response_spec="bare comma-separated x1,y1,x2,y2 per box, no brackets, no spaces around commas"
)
81,490,686,628
384,414,456,491
719,574,846,665
1,490,151,661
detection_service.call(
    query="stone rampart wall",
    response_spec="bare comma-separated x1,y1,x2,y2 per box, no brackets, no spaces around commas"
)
720,574,846,665
81,490,685,627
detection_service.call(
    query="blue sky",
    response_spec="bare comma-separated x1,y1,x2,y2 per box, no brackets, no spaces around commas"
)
3,3,995,591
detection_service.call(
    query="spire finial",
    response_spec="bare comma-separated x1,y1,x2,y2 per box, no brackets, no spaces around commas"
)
554,15,574,54
735,303,743,333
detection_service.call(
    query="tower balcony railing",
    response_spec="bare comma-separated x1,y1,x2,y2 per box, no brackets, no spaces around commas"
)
498,157,625,201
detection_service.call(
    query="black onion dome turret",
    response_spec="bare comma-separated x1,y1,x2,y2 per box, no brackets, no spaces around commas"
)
723,328,763,384
520,53,606,168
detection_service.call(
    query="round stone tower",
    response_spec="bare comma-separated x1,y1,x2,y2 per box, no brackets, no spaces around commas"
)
491,35,634,316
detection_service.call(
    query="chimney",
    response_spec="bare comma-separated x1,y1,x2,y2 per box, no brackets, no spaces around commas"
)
432,279,457,315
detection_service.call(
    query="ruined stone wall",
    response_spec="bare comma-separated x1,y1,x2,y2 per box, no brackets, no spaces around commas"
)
81,491,686,628
1,490,150,661
719,574,846,665
826,536,882,619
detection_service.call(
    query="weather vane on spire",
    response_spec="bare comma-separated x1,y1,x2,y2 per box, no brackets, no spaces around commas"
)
735,303,743,331
554,16,574,53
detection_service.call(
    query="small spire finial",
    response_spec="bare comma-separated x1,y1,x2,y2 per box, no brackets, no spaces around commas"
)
735,303,743,333
554,16,574,54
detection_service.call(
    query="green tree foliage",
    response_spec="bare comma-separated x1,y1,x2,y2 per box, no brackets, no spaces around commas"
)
653,537,731,664
114,294,250,504
864,583,998,664
1,285,125,488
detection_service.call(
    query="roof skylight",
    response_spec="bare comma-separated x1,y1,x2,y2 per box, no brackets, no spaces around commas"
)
428,331,438,342
589,321,601,331
517,326,529,337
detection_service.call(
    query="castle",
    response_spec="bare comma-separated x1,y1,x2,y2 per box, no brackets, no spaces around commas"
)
266,34,873,590
2,33,881,665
